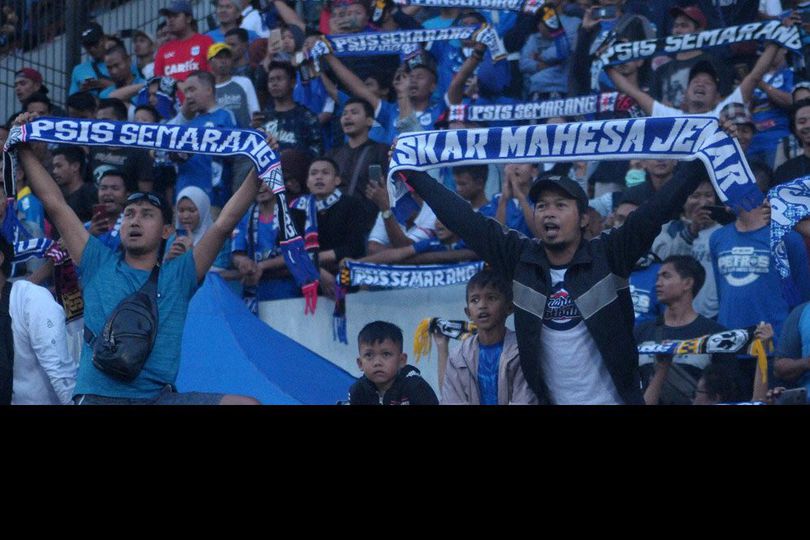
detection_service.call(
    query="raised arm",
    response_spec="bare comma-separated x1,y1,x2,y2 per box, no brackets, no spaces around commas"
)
402,170,526,279
273,0,305,31
738,43,779,104
194,168,259,282
15,130,89,264
447,44,485,105
605,66,655,115
322,53,381,110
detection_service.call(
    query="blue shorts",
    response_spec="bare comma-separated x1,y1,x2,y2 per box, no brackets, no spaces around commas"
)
74,384,225,405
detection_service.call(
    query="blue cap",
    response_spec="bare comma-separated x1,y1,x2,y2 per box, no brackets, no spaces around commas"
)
159,1,193,16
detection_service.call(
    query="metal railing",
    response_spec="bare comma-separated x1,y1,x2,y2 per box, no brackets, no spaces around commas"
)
1,0,217,123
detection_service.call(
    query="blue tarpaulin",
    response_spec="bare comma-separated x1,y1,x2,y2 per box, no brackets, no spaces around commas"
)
177,273,356,404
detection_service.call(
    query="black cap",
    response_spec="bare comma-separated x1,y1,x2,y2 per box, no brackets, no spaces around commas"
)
81,22,104,46
529,172,588,211
159,0,193,16
688,59,720,86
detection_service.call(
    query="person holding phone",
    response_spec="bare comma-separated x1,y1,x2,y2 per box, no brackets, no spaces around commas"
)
68,22,115,96
325,97,389,233
85,169,136,252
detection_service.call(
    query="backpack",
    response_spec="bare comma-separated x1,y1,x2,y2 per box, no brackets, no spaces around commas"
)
87,264,160,382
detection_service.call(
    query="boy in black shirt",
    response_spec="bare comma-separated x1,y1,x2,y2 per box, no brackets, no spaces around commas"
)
348,321,438,405
634,255,728,404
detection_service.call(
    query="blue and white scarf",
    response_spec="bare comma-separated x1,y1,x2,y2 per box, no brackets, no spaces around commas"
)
448,92,640,123
2,116,321,312
391,0,545,13
309,25,507,61
341,260,484,289
592,20,804,90
769,175,810,279
388,116,763,214
290,189,343,252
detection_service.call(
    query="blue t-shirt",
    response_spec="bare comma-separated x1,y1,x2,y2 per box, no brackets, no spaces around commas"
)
711,224,810,340
68,59,111,96
174,108,237,203
427,40,510,102
74,235,200,399
749,67,794,154
231,209,299,300
478,194,531,237
99,75,147,104
478,340,503,406
376,99,446,145
630,262,662,325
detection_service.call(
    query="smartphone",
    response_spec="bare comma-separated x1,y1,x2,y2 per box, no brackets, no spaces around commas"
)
702,205,736,225
268,28,283,51
368,164,383,187
92,203,108,217
176,228,188,237
774,387,807,405
593,5,618,20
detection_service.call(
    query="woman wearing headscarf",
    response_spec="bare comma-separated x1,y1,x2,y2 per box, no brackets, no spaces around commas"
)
165,186,231,272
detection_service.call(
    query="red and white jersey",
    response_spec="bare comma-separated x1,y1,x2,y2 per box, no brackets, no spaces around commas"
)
154,33,213,82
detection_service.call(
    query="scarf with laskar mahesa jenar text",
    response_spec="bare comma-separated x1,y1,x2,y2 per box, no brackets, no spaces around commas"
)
387,116,763,216
2,117,321,313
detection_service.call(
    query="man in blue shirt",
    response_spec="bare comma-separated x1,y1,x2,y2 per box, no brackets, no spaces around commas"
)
14,111,262,405
169,70,237,207
68,23,114,97
206,0,259,44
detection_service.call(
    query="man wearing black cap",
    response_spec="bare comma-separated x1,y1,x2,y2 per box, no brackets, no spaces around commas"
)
68,22,114,97
398,156,715,404
608,40,781,118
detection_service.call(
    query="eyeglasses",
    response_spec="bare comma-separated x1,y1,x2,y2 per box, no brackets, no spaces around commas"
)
126,192,164,208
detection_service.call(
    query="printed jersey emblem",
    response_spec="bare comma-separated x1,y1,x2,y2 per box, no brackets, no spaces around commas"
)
717,246,770,287
543,283,583,331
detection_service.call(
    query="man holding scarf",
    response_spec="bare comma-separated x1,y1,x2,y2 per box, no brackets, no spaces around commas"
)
12,112,262,405
399,153,724,404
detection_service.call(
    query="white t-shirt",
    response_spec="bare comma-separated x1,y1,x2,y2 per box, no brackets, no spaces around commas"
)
10,280,75,405
241,6,269,38
652,87,744,118
539,267,623,405
368,203,437,246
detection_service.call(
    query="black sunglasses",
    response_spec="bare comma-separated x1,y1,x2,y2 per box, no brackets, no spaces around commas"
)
126,192,164,208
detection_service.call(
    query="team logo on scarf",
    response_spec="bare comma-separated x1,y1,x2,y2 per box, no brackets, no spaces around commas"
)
391,0,544,13
449,92,640,123
388,116,762,216
769,175,810,278
310,25,507,61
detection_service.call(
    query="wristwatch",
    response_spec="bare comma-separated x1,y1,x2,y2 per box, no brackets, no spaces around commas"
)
381,209,394,220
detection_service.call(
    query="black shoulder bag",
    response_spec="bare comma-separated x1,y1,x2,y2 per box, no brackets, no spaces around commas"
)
87,264,161,382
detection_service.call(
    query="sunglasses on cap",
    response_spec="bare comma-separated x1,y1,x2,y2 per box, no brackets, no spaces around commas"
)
126,192,164,208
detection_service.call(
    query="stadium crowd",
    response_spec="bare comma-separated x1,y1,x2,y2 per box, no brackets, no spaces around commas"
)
2,0,810,406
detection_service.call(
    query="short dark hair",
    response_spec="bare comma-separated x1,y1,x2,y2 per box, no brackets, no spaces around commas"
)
466,269,513,304
344,97,374,119
0,236,13,277
187,70,216,91
134,104,160,122
66,91,97,113
23,92,51,113
225,27,249,43
310,156,341,177
700,363,741,403
267,61,296,82
99,168,137,194
52,145,86,175
453,164,488,183
663,255,705,297
357,321,403,352
97,98,128,121
789,98,810,139
104,44,130,59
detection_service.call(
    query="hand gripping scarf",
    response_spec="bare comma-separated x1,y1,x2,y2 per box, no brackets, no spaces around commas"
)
2,117,321,313
592,20,804,90
387,116,764,215
413,317,478,363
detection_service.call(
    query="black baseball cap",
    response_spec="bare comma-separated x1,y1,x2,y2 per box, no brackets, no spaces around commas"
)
159,0,193,16
529,172,588,212
81,22,104,46
688,59,720,86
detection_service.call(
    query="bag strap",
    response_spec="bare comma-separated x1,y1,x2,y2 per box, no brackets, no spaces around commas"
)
347,144,373,196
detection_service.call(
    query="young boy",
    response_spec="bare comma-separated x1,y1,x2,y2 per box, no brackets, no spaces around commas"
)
348,321,438,405
439,270,537,405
